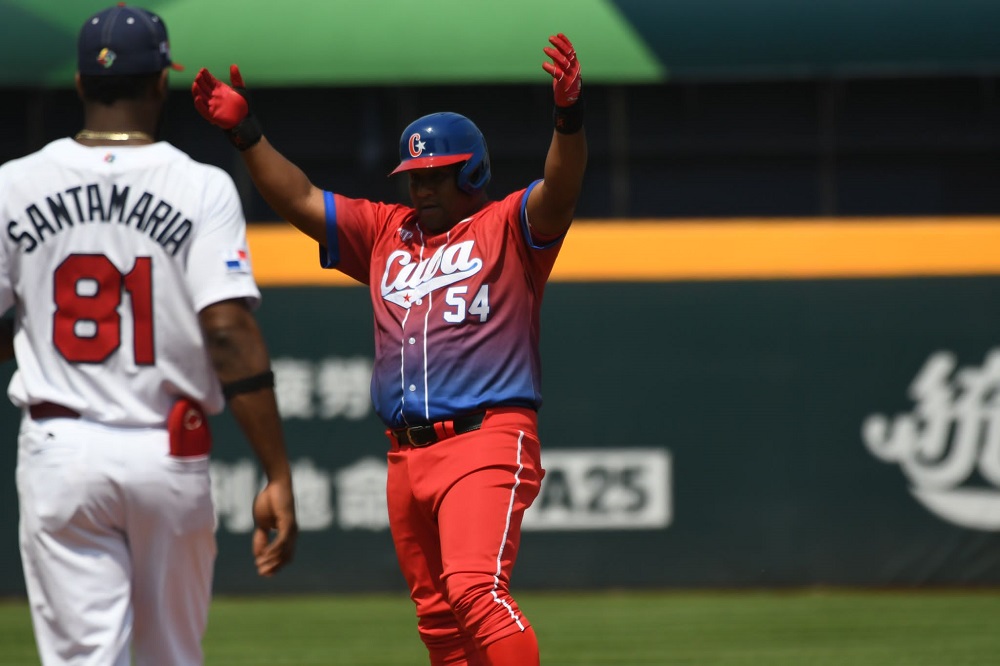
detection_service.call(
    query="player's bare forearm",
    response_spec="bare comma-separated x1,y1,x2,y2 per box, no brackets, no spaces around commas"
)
529,32,588,237
229,388,297,578
200,298,298,575
241,137,327,245
0,316,14,363
227,387,292,483
527,129,587,237
199,299,292,482
228,376,291,483
199,300,271,385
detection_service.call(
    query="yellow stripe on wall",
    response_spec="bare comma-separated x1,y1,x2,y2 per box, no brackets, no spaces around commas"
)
247,217,1000,286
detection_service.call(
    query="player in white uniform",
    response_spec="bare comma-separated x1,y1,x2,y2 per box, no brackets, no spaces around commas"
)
0,5,298,665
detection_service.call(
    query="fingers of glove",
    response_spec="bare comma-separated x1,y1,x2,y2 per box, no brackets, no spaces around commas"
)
542,60,564,80
229,64,246,90
191,68,218,102
191,86,212,122
193,67,218,89
543,45,571,72
191,75,218,123
192,68,238,128
549,32,576,60
191,68,225,126
544,33,582,106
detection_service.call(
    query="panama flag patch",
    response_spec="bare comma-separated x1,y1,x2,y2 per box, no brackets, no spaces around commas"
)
223,248,251,273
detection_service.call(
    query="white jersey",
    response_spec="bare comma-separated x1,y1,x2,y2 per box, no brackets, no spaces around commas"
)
0,138,260,426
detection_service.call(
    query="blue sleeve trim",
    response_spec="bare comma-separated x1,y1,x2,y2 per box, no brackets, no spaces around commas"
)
519,179,564,250
318,190,340,269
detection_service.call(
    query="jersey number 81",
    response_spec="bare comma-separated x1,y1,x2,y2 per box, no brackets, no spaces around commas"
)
53,253,154,365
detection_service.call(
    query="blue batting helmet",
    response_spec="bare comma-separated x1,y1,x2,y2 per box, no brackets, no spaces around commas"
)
390,112,491,193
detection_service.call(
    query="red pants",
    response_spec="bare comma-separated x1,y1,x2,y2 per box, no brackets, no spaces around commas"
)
386,407,544,665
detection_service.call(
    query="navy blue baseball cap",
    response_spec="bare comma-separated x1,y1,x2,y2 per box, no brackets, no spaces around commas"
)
78,3,184,76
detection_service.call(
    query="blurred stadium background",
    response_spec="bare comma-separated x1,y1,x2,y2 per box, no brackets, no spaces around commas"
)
1,0,1000,661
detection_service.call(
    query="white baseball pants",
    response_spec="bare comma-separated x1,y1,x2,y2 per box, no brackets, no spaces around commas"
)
16,414,217,665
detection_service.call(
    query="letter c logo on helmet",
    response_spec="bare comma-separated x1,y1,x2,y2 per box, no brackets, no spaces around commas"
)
389,112,492,194
408,133,425,158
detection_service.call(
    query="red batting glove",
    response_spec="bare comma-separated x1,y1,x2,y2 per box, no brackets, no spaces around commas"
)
191,65,262,150
542,33,582,107
192,65,248,129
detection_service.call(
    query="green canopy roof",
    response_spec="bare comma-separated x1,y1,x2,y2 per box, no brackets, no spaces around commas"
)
3,0,999,88
0,0,662,87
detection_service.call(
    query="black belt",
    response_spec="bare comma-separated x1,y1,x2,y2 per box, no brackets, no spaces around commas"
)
390,412,485,448
30,402,81,420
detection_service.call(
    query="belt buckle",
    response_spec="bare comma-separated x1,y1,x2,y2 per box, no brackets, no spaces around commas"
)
405,425,435,448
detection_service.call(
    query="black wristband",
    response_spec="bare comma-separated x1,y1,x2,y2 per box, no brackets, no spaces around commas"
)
553,99,584,134
226,113,263,151
222,370,275,400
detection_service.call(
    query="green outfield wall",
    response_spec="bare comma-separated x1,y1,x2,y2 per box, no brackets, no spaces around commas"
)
3,272,1000,594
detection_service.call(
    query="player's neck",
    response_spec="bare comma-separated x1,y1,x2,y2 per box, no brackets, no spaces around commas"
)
78,104,160,146
75,129,156,146
425,197,488,235
418,219,457,236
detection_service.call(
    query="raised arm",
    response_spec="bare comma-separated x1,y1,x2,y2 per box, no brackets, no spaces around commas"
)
526,33,589,238
192,66,327,244
198,298,298,577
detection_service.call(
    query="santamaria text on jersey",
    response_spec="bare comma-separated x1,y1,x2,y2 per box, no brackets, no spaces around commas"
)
6,182,193,256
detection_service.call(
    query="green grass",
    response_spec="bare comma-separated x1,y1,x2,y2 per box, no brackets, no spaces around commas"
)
0,589,998,664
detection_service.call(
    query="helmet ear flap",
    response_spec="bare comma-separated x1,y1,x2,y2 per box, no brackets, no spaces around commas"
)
458,150,491,194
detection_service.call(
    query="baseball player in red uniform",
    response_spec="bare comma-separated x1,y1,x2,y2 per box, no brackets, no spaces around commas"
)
0,5,297,664
192,33,585,665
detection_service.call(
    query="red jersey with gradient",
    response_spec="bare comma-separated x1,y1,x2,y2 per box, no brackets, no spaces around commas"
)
319,181,561,429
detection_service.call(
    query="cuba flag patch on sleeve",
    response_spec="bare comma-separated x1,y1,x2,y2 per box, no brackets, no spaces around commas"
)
223,248,251,273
